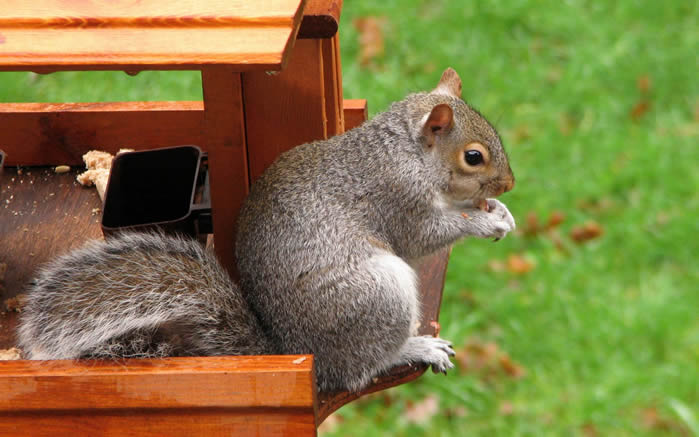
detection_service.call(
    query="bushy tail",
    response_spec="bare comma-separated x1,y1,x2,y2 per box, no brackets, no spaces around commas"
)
18,232,274,360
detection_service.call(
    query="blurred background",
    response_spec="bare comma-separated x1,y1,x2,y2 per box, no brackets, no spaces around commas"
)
1,1,696,436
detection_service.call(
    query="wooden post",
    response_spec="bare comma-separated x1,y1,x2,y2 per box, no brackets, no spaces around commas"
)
242,38,327,184
201,67,249,276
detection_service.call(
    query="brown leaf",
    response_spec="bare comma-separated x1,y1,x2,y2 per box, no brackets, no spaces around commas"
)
353,17,385,67
581,423,599,437
639,406,689,435
499,354,526,379
570,221,604,244
507,254,534,275
630,100,651,121
546,211,566,229
456,341,499,371
523,211,540,237
637,75,652,93
403,395,440,424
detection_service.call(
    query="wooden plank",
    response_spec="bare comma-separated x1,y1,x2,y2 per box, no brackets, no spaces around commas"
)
0,355,314,411
0,98,364,169
0,0,307,71
0,355,316,436
0,102,205,166
1,410,316,437
298,0,342,39
0,0,305,25
343,99,368,131
242,38,327,183
201,68,248,276
316,248,450,423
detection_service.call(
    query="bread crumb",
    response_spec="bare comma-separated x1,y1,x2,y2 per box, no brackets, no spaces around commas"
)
4,293,28,313
82,150,115,170
76,149,132,201
0,347,22,361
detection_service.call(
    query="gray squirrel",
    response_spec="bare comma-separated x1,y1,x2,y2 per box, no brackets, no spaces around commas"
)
18,68,515,393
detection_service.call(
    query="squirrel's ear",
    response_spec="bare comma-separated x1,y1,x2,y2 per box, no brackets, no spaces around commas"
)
422,104,453,143
433,67,462,98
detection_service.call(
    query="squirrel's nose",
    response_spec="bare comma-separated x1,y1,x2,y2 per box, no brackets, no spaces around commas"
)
502,175,515,193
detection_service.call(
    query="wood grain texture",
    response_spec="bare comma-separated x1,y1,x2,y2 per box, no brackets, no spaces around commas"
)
0,355,314,410
201,68,249,276
316,248,451,423
0,166,104,348
1,410,316,437
0,102,205,166
243,38,327,183
342,99,368,131
0,0,307,70
0,355,316,436
298,0,342,39
0,99,367,166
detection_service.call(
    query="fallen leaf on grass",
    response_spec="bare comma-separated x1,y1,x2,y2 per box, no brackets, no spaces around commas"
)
570,221,604,244
546,211,566,229
523,211,540,237
637,75,652,93
456,341,527,381
353,17,385,67
404,394,439,425
581,423,599,437
640,406,690,435
630,100,651,121
499,354,526,378
507,254,535,275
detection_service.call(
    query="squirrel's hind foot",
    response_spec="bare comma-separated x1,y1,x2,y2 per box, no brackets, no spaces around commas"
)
393,335,455,375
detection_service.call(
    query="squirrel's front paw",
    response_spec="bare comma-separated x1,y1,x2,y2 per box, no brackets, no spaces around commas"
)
464,199,516,240
486,198,516,240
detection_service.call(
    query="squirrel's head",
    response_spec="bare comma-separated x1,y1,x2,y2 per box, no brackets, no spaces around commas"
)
415,68,515,204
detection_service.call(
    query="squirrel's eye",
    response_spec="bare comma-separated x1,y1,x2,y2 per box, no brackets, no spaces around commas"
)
465,150,484,166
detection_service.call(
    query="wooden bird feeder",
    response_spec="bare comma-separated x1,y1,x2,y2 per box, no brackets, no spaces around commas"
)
0,1,450,435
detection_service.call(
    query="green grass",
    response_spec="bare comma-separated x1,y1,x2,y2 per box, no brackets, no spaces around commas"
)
1,1,697,435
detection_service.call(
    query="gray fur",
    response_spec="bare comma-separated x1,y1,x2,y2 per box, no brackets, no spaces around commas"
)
18,232,272,360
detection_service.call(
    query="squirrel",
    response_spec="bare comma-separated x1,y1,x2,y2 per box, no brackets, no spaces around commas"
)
18,68,515,393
